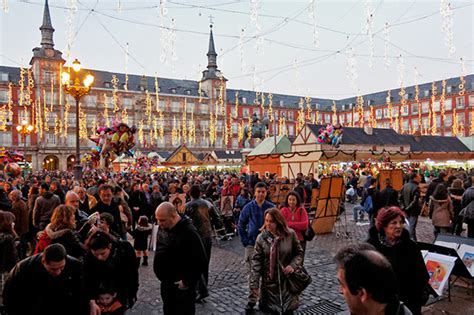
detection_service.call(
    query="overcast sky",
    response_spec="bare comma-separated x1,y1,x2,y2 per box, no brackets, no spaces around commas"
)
0,0,473,99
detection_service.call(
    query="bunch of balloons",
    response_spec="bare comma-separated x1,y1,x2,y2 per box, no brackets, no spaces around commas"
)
316,123,343,148
0,149,25,178
89,120,137,163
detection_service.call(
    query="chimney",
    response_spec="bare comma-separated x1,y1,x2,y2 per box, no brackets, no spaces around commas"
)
364,125,373,135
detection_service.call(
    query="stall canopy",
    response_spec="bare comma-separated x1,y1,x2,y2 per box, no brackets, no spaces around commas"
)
248,136,292,156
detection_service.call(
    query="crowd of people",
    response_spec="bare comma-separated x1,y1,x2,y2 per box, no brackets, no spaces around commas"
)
0,166,472,315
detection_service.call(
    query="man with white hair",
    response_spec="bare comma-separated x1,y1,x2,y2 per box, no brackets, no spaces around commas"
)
65,191,90,232
73,186,97,215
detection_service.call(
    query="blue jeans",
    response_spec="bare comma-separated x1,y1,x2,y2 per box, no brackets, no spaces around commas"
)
406,215,418,241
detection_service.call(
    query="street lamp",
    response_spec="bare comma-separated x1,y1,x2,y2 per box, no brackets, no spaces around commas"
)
61,58,94,181
16,120,34,169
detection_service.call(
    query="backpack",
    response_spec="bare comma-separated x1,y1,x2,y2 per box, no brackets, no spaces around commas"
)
363,195,374,214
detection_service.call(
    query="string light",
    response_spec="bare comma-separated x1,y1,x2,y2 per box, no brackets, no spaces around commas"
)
7,82,13,122
159,111,164,143
363,0,375,69
331,101,337,124
440,79,446,126
268,93,273,123
43,89,49,132
0,105,6,131
293,59,302,95
386,90,393,128
49,77,54,112
398,55,407,115
2,0,8,13
219,76,225,116
26,69,34,106
356,95,364,128
369,105,376,128
470,108,474,135
250,0,263,54
345,47,359,93
182,99,187,143
452,107,458,136
154,76,160,111
54,114,59,136
297,98,305,133
209,110,216,145
351,108,355,127
64,97,70,139
383,23,391,67
305,96,312,121
111,75,120,113
64,0,78,63
238,121,244,143
260,92,266,114
239,28,246,72
18,67,25,107
36,99,43,141
103,94,110,127
121,107,128,124
308,0,319,47
90,117,96,137
440,0,455,55
145,91,152,126
234,91,239,119
431,81,437,135
246,115,252,143
414,68,422,130
124,43,129,91
117,0,122,13
459,57,466,96
79,104,88,140
254,91,261,107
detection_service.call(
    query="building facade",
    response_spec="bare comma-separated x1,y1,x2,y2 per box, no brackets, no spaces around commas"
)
0,0,473,170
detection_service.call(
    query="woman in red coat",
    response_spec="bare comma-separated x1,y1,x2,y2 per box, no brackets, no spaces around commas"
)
280,191,309,257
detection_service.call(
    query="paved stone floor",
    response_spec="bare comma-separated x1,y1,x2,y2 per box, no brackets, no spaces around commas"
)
130,203,474,314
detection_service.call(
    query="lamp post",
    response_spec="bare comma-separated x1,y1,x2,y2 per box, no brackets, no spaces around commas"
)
16,120,34,170
61,58,94,181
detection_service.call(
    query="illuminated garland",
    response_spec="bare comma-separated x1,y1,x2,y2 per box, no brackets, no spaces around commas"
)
278,115,285,136
79,104,87,140
238,121,244,143
0,105,6,131
90,117,96,137
315,110,319,124
459,58,466,96
159,111,164,143
246,115,252,142
64,97,70,139
234,91,239,119
268,93,273,123
54,114,59,137
386,90,393,128
182,99,187,143
103,94,110,127
36,100,43,140
414,68,421,130
470,108,474,135
351,108,355,127
440,0,455,55
254,91,260,107
19,67,25,107
452,107,458,136
331,101,337,124
138,119,144,145
26,69,34,107
356,95,364,128
198,81,203,103
124,43,129,91
209,109,216,145
145,91,152,127
112,75,120,113
50,76,54,112
440,79,446,126
383,23,391,67
7,82,13,122
305,96,312,121
363,0,375,69
43,89,49,132
260,92,265,114
369,105,376,128
155,76,160,111
219,76,225,116
431,81,437,135
239,28,246,72
297,98,305,133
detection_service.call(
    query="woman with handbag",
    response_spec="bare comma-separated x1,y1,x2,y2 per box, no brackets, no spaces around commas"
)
367,207,430,315
280,192,309,257
249,208,304,314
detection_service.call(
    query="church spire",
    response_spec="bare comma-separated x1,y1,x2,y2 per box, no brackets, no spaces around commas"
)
207,24,217,71
40,0,55,49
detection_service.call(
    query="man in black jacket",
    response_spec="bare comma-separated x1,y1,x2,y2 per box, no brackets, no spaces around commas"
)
154,202,207,315
90,184,125,239
399,172,422,241
424,171,447,204
2,243,88,315
379,178,399,209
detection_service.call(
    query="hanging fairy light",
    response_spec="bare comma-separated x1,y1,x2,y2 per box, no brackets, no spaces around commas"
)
121,108,128,125
386,90,393,128
260,92,266,114
182,99,187,143
79,105,87,140
414,68,422,129
145,91,152,126
117,0,122,13
90,117,96,136
138,120,144,145
2,0,8,13
363,0,375,69
209,110,216,145
124,43,129,91
54,114,59,136
64,97,70,139
297,98,305,133
459,57,466,96
49,76,54,112
43,89,49,132
369,105,376,128
0,105,6,131
440,80,446,124
239,28,246,72
383,23,391,67
345,47,359,93
398,55,407,115
308,0,320,47
103,94,110,127
305,96,312,121
7,82,13,122
356,95,364,128
268,93,273,123
111,75,120,114
470,108,474,135
159,111,164,143
238,121,244,143
219,76,225,116
250,0,263,54
293,59,302,95
25,69,34,106
234,91,239,119
452,107,458,136
170,18,178,72
246,115,252,142
35,100,43,141
18,67,25,107
254,91,261,107
431,81,437,135
64,0,78,63
440,0,455,55
331,101,337,124
154,76,160,111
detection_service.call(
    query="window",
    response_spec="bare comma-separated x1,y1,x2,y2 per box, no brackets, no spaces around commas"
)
433,101,440,112
393,107,399,118
412,104,418,114
182,153,186,161
411,119,419,129
19,111,31,123
421,102,429,113
422,117,429,129
383,108,388,118
171,101,180,112
288,124,294,136
458,115,465,124
456,96,464,108
401,106,409,116
46,133,56,145
201,103,209,114
339,114,345,123
84,95,97,108
242,108,249,117
469,95,474,107
287,111,294,121
424,90,430,97
44,91,56,104
231,107,237,117
186,102,194,113
436,116,441,128
354,113,359,121
232,138,238,148
0,132,12,146
445,99,452,111
346,115,352,123
68,113,76,126
232,122,238,133
402,120,409,130
376,109,382,119
43,71,55,85
364,111,370,120
0,89,7,102
444,114,452,126
122,98,133,109
383,122,390,128
0,73,8,82
18,135,31,146
253,108,259,115
325,114,330,122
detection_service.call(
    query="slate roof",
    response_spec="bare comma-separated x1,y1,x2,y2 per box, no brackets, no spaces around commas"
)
156,151,171,159
213,150,242,159
0,66,21,83
306,124,471,152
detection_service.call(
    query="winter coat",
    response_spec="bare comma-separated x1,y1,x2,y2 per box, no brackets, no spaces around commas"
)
2,254,88,315
10,199,29,236
429,197,453,228
280,207,308,241
83,240,138,309
367,227,429,314
43,224,86,259
32,191,61,230
91,200,125,237
0,232,18,273
185,198,220,240
250,229,303,313
425,178,447,203
238,200,275,247
153,216,207,287
0,189,12,211
132,224,152,251
448,187,465,217
461,187,474,219
399,181,421,216
379,186,400,208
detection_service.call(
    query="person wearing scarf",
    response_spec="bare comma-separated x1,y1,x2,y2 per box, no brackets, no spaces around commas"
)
249,208,303,314
367,207,430,315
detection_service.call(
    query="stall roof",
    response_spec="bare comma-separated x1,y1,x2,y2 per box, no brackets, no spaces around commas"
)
248,136,292,156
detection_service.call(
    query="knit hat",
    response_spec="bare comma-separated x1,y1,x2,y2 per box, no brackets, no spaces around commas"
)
375,207,405,232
